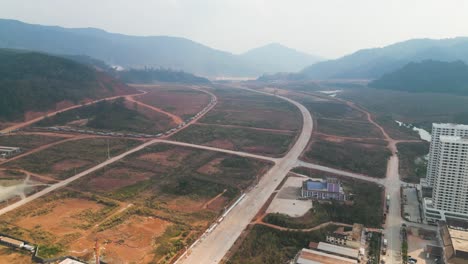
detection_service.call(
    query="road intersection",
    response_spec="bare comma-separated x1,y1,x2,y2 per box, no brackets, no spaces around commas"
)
0,85,409,264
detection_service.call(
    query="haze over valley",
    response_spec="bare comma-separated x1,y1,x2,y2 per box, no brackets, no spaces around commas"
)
1,1,468,264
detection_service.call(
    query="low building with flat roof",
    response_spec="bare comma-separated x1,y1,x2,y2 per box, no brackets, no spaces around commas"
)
438,221,468,263
0,236,25,248
301,178,346,201
316,242,360,260
294,248,357,264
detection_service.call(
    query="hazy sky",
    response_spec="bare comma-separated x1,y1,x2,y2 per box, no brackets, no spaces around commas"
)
1,0,468,58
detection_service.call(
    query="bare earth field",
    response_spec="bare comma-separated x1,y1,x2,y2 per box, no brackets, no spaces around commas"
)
132,84,211,119
0,143,273,263
4,138,141,180
0,248,31,264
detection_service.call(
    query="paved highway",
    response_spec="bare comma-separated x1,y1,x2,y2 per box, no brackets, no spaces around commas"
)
0,84,411,264
176,87,314,264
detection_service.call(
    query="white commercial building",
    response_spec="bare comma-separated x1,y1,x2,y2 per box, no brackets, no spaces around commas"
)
424,131,468,224
426,123,468,186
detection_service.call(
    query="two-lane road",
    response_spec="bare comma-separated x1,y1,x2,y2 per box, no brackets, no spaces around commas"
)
176,87,314,264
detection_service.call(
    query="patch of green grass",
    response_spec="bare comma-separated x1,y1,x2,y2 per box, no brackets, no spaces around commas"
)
304,140,391,177
376,115,420,140
317,118,382,138
340,87,468,125
0,134,65,150
154,224,191,263
38,99,167,134
201,87,301,130
36,244,64,259
302,101,364,120
8,138,139,179
172,124,295,156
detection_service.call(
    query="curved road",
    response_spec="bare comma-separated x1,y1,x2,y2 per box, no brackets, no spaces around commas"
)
0,84,407,264
176,87,314,264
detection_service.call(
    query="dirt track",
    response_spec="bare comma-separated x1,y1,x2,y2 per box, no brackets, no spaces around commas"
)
0,91,145,134
125,94,184,125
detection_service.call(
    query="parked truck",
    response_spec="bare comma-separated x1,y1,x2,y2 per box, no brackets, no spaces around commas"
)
382,238,388,254
386,195,390,212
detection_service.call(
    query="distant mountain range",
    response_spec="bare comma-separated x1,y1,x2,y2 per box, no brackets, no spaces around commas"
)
239,43,322,73
300,37,468,79
0,49,134,121
369,60,468,95
0,19,321,77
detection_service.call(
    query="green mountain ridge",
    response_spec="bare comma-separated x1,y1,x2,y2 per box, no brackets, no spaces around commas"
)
0,19,321,77
369,60,468,95
300,37,468,79
0,49,135,121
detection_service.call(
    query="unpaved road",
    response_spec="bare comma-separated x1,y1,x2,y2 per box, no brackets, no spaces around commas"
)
126,94,184,125
0,91,144,134
0,84,410,264
176,86,314,264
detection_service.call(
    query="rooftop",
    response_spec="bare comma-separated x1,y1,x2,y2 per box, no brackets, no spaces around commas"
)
0,236,25,247
449,228,468,253
434,123,468,130
303,179,342,193
296,248,357,264
317,242,359,259
305,180,326,190
59,258,87,264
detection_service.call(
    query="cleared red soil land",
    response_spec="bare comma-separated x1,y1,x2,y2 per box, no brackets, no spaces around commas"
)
131,85,211,119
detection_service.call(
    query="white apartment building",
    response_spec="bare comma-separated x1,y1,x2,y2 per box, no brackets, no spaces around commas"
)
426,123,468,186
424,135,468,223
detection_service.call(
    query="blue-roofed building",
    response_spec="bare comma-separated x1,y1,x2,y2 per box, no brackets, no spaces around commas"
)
301,178,346,201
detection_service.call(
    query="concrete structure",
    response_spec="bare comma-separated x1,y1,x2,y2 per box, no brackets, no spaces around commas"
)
437,221,468,263
424,135,468,223
59,258,87,264
316,242,360,260
325,224,363,249
301,178,346,200
326,231,348,246
0,236,24,248
0,146,21,159
426,123,468,186
294,248,357,264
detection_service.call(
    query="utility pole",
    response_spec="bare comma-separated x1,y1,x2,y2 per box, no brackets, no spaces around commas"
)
107,139,110,160
94,239,100,264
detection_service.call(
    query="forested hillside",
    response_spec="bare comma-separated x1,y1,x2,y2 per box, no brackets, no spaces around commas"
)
369,60,468,95
301,37,468,79
117,68,211,84
0,49,134,121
